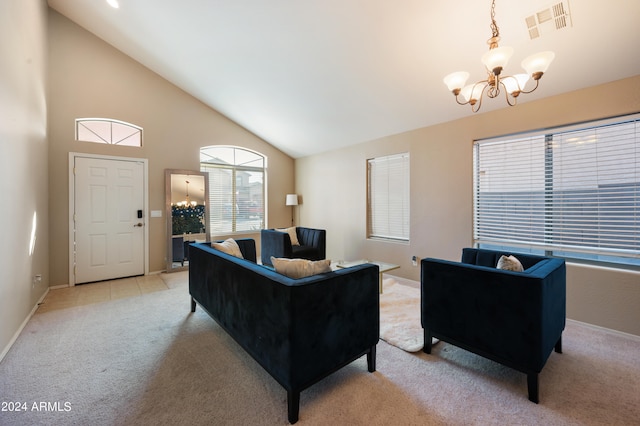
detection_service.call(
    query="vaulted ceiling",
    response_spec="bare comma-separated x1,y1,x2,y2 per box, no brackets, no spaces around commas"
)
48,0,640,158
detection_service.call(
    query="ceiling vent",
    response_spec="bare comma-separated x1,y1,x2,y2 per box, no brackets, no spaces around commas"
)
525,1,572,39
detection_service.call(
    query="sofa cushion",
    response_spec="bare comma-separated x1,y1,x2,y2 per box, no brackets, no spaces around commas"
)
271,256,331,278
291,244,320,259
276,226,300,246
212,238,244,258
496,254,524,272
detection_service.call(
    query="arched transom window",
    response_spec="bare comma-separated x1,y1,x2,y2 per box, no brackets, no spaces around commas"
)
75,118,143,147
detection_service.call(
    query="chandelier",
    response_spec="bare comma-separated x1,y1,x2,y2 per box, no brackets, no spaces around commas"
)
177,180,197,207
443,0,555,112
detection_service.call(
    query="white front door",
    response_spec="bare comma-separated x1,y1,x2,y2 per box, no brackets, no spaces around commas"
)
73,156,145,284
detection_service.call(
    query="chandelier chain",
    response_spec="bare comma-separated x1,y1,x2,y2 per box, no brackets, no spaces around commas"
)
489,0,500,40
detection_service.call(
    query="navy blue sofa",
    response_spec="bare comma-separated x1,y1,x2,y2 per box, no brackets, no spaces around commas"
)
189,239,379,424
260,227,326,266
421,248,566,403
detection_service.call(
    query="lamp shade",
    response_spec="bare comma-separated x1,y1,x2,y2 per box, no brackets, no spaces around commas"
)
460,82,486,103
443,71,470,92
502,73,530,94
285,194,298,206
481,46,514,74
521,51,555,76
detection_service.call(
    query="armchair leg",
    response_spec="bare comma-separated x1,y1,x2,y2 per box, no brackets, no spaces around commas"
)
287,390,300,424
527,373,539,403
423,329,432,354
190,297,196,313
555,335,563,353
367,345,377,372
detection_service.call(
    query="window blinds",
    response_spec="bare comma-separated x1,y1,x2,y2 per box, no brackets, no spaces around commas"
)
201,164,234,234
474,115,640,261
200,164,265,235
367,153,410,241
200,146,266,236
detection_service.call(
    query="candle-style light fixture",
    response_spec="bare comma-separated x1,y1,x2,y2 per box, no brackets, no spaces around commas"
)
443,0,555,113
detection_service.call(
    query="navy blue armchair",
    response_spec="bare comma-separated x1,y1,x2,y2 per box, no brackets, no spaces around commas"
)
261,227,326,266
421,248,566,403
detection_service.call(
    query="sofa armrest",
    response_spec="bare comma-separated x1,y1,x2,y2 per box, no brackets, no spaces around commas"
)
261,229,293,266
287,263,379,389
196,238,257,263
235,238,257,263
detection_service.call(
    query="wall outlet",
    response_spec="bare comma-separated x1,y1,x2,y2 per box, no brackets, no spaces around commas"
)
33,274,42,288
411,256,418,266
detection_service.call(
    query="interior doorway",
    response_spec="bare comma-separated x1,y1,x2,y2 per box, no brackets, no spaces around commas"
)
69,153,149,285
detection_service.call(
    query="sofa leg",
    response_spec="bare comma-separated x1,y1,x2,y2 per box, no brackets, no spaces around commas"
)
190,297,196,313
555,335,562,354
423,329,432,354
287,390,300,424
367,345,376,372
527,373,539,403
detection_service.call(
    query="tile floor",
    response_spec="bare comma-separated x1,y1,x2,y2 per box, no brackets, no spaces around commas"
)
36,271,189,314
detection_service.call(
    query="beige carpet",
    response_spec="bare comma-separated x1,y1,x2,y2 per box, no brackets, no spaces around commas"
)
1,272,640,425
380,278,437,352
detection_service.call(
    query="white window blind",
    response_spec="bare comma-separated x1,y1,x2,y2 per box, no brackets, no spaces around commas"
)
200,146,265,236
367,153,410,241
474,114,640,265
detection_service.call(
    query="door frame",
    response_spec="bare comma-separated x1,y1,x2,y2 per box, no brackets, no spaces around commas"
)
68,152,150,286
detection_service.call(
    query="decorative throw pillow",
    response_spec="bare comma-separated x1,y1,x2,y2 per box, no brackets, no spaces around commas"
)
276,226,300,246
211,238,244,258
271,257,331,279
496,254,524,272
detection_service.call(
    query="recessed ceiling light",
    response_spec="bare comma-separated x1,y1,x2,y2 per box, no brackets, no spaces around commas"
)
106,0,119,8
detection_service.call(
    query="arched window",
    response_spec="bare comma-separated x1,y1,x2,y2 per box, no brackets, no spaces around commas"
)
200,146,266,235
75,118,143,147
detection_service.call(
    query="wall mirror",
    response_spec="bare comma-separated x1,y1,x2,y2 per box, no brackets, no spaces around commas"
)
165,169,209,272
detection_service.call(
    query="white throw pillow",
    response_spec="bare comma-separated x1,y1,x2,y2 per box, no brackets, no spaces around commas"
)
276,226,300,246
496,255,524,272
271,257,331,279
212,238,244,258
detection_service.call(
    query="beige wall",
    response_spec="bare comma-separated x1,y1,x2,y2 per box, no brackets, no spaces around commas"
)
0,0,49,358
296,75,640,337
2,2,636,361
47,10,295,286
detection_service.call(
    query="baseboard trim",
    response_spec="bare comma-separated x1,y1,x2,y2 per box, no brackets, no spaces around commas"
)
50,284,69,290
0,288,50,363
567,318,640,342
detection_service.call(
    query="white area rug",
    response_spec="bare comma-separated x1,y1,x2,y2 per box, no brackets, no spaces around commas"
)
379,278,438,352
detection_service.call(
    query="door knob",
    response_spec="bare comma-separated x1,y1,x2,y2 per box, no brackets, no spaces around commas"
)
134,223,144,227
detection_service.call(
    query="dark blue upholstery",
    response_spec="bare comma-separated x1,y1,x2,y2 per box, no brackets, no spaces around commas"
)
172,237,185,265
260,227,326,266
421,248,566,403
189,239,379,424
